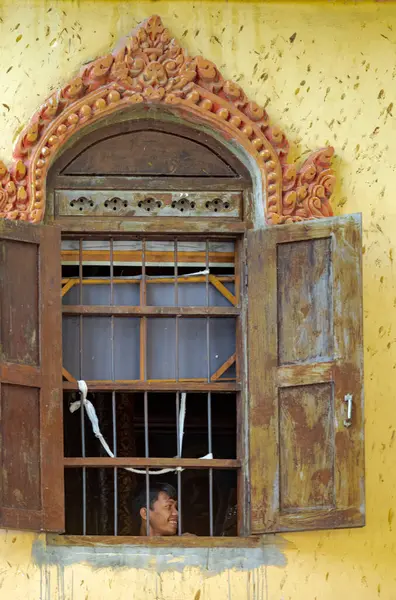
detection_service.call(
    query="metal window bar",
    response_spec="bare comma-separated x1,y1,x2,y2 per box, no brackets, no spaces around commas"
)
174,241,182,535
206,240,214,536
141,241,150,535
174,239,179,382
176,391,182,536
207,391,213,536
110,238,118,535
144,391,150,536
174,239,179,308
112,390,117,535
140,239,147,381
79,238,87,535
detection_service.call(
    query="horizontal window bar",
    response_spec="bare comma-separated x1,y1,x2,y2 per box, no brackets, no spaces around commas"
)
62,306,240,316
63,381,240,392
64,457,240,469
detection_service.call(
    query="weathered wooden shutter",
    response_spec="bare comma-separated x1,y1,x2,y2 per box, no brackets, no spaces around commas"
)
248,214,364,533
0,220,64,531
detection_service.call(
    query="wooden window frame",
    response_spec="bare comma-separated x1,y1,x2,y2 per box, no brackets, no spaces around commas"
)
59,231,250,542
0,214,364,546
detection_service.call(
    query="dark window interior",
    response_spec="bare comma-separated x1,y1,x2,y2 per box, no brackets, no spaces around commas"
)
61,236,241,536
64,392,237,536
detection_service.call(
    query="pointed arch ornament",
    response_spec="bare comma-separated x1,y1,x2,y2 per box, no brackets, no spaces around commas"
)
0,15,335,225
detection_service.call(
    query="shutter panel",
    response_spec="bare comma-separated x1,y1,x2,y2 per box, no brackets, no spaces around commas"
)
248,214,364,533
0,220,64,531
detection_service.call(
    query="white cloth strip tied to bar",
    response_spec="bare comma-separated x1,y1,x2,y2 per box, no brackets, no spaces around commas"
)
118,268,210,280
67,269,210,282
70,380,213,475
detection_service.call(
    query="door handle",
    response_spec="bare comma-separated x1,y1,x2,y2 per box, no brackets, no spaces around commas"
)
344,393,353,428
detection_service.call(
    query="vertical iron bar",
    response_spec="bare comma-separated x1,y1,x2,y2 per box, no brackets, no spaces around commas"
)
174,239,179,308
208,391,214,536
145,468,150,537
174,242,181,535
176,392,182,536
110,238,114,306
142,240,149,535
205,240,214,536
112,391,118,535
144,391,149,536
141,238,146,307
140,239,147,382
110,238,117,534
79,238,86,535
174,240,179,383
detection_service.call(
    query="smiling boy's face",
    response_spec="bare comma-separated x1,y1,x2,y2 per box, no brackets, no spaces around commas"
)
140,491,178,536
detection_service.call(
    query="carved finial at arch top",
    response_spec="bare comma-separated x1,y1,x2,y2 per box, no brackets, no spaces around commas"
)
0,14,334,224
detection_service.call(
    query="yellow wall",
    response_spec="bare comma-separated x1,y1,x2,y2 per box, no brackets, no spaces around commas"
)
1,0,395,598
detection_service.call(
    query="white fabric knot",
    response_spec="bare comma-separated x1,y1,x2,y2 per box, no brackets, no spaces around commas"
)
70,380,213,475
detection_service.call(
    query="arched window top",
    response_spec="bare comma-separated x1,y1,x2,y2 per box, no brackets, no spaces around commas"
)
54,120,250,180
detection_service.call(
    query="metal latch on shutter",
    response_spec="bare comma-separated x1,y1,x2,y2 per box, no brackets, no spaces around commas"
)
244,264,248,289
344,393,353,428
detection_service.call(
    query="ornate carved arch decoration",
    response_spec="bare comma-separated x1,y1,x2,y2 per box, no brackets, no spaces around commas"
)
0,15,335,225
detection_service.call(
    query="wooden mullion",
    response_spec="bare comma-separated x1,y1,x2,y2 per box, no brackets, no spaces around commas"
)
64,457,241,469
63,380,240,392
61,249,235,265
62,305,239,316
60,276,235,286
55,217,247,235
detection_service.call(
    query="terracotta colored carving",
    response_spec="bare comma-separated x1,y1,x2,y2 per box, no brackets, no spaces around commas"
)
0,15,334,224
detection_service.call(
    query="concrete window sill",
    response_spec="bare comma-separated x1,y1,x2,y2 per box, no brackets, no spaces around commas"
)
46,534,290,550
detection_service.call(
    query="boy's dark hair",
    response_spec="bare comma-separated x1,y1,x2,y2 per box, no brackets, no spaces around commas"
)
133,482,177,518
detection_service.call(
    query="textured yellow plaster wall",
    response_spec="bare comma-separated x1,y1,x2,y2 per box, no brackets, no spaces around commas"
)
0,1,395,598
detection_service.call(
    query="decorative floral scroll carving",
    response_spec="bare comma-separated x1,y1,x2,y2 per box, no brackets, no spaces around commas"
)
281,147,335,222
0,160,29,220
0,15,334,224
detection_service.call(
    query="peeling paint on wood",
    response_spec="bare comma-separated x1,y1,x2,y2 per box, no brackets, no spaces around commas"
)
0,1,395,599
